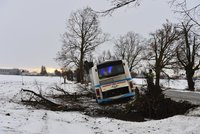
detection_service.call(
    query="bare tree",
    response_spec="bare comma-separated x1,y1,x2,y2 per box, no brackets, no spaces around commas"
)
176,20,200,91
97,50,115,63
114,32,144,72
56,7,107,83
170,0,200,27
40,66,48,76
147,21,179,89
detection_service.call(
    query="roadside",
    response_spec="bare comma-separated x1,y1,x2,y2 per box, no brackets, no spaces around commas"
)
164,89,200,105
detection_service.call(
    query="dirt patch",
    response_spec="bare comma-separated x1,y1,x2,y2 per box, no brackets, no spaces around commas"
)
130,92,197,119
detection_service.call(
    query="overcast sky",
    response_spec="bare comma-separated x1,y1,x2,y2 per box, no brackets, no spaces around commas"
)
0,0,178,71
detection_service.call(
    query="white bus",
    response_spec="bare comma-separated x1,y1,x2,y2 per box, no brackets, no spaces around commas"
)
89,60,136,103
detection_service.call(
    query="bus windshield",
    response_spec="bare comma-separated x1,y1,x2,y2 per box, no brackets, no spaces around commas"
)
97,61,125,79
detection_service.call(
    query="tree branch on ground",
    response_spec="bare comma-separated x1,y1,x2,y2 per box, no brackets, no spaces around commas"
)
20,88,85,111
50,84,70,96
21,88,61,110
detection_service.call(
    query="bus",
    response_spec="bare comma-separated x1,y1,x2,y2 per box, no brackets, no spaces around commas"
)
89,60,136,103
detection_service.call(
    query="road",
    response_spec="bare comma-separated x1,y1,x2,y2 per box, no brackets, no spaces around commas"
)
164,89,200,105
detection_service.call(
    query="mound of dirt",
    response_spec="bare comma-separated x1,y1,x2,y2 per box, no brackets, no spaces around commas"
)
130,91,197,119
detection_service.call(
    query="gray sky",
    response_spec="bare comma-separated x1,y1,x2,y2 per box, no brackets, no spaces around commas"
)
0,0,178,71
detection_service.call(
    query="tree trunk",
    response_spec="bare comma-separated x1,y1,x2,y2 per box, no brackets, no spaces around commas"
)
79,62,84,83
155,69,161,89
186,69,195,91
64,77,66,84
154,69,162,95
79,51,84,83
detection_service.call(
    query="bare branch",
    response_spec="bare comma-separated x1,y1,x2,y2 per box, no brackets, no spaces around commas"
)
114,31,144,71
170,0,200,27
96,0,139,16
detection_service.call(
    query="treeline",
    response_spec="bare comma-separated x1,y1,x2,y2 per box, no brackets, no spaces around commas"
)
55,1,200,91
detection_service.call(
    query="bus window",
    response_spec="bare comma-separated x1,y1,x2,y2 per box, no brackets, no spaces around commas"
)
98,64,125,79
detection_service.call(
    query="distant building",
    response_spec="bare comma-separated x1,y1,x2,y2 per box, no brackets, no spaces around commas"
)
0,68,21,75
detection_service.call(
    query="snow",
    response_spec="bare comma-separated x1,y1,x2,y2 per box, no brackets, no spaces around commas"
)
0,74,200,134
133,78,200,90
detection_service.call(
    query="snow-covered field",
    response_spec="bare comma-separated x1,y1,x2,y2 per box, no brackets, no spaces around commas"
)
133,78,200,90
0,74,200,134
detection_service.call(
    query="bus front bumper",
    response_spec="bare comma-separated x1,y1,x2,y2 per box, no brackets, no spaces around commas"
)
96,92,135,104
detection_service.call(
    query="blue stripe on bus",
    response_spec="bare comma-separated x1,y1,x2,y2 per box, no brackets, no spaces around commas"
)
96,92,135,103
95,77,132,88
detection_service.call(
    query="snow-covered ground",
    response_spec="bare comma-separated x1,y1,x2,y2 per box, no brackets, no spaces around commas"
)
0,74,200,134
133,78,200,90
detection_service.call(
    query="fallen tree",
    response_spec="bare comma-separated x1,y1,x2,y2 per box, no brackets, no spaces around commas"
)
19,86,145,122
19,84,198,122
20,88,84,111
